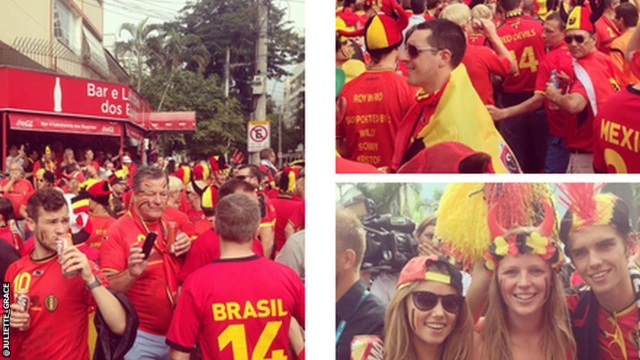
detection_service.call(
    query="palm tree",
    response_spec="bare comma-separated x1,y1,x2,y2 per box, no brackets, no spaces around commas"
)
115,18,160,92
151,30,211,111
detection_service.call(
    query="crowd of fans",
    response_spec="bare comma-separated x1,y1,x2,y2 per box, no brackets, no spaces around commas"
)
336,0,640,173
1,144,306,360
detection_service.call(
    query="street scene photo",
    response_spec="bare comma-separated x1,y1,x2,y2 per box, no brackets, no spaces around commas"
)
335,0,640,173
0,0,306,359
336,182,640,359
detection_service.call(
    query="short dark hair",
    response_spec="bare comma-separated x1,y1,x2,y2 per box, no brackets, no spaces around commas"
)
217,179,256,203
499,0,521,11
215,194,261,244
415,214,437,238
407,19,467,68
615,3,638,28
0,198,15,222
132,166,168,193
545,11,565,30
369,46,399,63
259,148,275,160
427,0,441,10
27,188,67,222
237,164,265,182
559,197,632,256
412,0,426,14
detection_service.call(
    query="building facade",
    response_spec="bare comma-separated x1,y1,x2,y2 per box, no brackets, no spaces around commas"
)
283,61,304,128
0,0,128,83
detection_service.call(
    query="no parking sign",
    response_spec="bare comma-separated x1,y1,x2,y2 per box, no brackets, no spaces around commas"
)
247,120,270,152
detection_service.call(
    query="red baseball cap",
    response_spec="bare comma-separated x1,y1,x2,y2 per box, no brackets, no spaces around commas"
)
397,255,464,294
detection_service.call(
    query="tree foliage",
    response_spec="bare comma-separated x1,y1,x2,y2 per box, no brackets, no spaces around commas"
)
140,70,246,158
116,18,160,92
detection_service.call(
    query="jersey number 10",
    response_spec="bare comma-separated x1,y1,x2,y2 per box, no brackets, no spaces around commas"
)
509,46,540,76
218,321,286,360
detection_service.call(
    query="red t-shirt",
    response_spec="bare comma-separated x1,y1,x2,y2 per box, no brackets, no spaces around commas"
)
270,196,302,253
179,229,264,283
335,156,382,173
288,201,305,231
1,179,33,219
533,42,575,138
86,215,115,251
631,51,640,80
186,208,205,223
100,214,175,335
496,14,545,93
166,255,305,360
566,51,627,151
392,85,446,171
593,85,640,173
337,70,418,169
4,254,108,360
463,44,512,105
84,160,100,172
261,194,277,230
595,16,621,55
0,227,19,250
467,34,487,46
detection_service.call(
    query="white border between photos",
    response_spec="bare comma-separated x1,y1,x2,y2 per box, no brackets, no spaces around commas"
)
304,0,637,358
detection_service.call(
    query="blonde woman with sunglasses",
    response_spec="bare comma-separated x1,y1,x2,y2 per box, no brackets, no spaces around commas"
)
384,256,474,360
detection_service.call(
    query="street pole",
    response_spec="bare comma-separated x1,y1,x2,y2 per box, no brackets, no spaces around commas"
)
278,105,283,168
251,0,268,165
224,47,230,100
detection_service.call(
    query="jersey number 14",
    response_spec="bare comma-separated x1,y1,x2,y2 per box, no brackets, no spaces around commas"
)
218,321,286,360
509,46,539,76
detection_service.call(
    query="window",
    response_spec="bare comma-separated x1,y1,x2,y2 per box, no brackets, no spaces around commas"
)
53,0,80,52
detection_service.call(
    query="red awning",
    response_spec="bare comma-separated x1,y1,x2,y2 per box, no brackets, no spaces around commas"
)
9,113,122,136
148,111,196,132
125,123,146,142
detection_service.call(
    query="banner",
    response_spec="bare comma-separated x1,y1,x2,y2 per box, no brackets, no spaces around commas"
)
9,113,122,136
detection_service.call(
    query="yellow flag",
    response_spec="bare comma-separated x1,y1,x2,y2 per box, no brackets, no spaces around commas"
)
416,64,521,173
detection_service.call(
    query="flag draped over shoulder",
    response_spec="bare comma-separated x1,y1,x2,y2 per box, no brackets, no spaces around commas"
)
415,64,521,173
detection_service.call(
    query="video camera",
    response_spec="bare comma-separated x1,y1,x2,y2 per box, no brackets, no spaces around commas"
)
346,198,419,272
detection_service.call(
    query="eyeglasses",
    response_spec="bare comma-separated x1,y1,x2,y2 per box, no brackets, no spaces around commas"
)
564,34,586,44
411,291,464,314
406,44,440,59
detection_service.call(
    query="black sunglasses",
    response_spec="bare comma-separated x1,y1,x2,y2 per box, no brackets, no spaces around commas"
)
235,175,250,180
412,291,464,314
406,44,440,59
564,34,586,44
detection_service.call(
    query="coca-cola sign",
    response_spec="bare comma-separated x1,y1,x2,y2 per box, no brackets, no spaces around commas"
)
101,126,116,133
15,119,34,128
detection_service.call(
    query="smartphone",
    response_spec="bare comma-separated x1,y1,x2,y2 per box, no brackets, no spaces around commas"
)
142,232,158,259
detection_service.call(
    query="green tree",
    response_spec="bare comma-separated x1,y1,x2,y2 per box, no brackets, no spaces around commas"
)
177,0,304,110
116,18,160,92
141,70,246,158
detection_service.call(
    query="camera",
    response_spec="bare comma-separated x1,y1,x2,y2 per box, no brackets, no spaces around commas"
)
356,201,419,272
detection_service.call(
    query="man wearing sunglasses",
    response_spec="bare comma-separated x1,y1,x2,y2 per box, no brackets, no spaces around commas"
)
336,2,418,172
545,2,628,173
236,164,276,258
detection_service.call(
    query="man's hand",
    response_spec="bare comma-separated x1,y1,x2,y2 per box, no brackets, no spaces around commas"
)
173,232,191,256
545,83,562,103
476,18,498,38
486,105,508,121
128,242,148,277
9,303,29,330
556,71,570,88
60,245,93,283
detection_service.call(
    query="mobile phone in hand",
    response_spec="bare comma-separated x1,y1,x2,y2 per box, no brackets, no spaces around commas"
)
142,232,158,259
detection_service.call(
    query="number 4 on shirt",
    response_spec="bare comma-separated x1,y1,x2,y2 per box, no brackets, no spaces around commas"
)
509,45,540,76
218,321,286,360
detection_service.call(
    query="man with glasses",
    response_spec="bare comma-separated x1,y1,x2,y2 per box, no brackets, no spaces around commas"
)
488,12,576,173
236,164,276,258
100,166,193,359
391,19,519,173
545,2,628,173
336,2,417,172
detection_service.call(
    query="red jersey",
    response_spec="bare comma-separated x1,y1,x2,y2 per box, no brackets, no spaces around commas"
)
4,254,108,360
1,179,33,219
0,227,21,251
186,208,204,223
595,16,621,55
337,70,418,169
496,13,545,93
86,215,115,250
260,194,277,230
335,156,382,173
597,303,639,359
179,229,264,282
392,85,446,171
191,218,213,237
467,34,487,46
593,85,640,173
288,200,305,231
631,51,640,80
270,196,302,253
166,255,305,360
533,41,575,138
566,51,627,151
100,213,177,335
462,45,512,105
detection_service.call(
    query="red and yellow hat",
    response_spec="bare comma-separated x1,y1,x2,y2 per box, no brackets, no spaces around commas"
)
201,186,218,210
397,255,464,294
364,6,409,53
173,166,192,185
192,163,210,181
563,0,605,33
86,180,113,209
278,166,302,194
209,155,228,173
